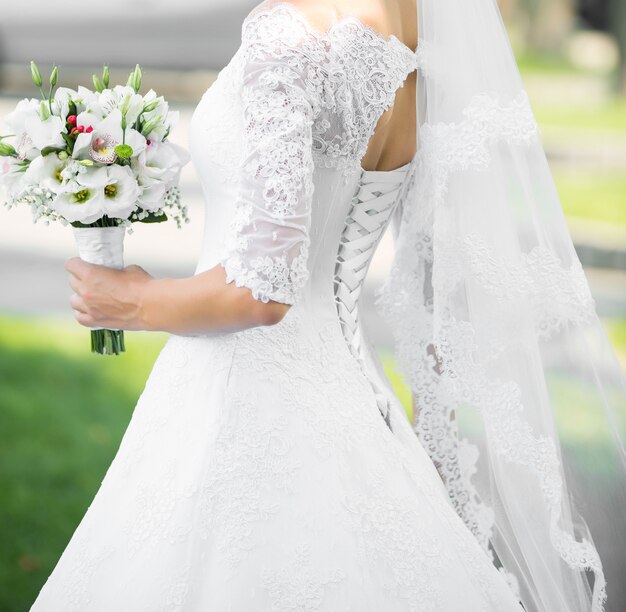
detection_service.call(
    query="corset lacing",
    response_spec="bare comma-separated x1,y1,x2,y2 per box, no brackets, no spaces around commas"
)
333,162,414,430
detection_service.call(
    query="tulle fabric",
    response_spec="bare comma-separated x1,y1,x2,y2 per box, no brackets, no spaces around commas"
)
378,1,626,611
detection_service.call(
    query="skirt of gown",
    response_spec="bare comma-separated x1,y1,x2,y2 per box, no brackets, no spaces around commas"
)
30,308,524,612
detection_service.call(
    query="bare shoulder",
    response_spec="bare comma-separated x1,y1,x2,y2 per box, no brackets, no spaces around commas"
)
250,0,416,49
248,0,383,36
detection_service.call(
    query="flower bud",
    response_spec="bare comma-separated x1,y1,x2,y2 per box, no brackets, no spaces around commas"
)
143,99,159,113
0,142,17,157
79,159,94,166
86,126,94,133
30,61,42,87
102,64,110,88
58,151,69,160
119,93,132,116
50,65,58,88
141,116,162,137
92,74,105,93
114,144,134,160
67,115,77,126
127,64,142,93
40,100,51,120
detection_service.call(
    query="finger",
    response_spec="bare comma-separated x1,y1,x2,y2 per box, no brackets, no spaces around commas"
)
64,257,93,279
69,292,89,314
68,274,81,294
75,311,97,328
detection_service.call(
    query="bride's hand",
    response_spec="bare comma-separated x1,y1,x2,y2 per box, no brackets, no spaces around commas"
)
65,257,154,331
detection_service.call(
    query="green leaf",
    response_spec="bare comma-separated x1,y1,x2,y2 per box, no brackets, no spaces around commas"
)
61,132,75,150
40,146,64,157
137,211,168,224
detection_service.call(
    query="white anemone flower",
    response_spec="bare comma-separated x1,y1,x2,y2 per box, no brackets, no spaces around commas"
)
131,140,189,211
24,153,69,194
101,164,141,220
136,176,167,212
51,166,109,224
52,163,140,224
136,140,189,184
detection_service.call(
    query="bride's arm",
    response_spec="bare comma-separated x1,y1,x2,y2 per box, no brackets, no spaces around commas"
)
65,258,289,335
66,9,318,336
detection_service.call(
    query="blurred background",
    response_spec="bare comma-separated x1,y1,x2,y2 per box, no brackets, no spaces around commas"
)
0,0,624,610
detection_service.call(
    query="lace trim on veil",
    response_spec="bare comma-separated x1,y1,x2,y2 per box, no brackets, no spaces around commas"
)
378,90,606,609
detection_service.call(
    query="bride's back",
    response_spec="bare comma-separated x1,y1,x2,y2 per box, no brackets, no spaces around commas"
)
252,0,418,172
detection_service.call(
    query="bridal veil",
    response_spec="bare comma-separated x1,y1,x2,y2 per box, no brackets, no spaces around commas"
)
378,1,626,610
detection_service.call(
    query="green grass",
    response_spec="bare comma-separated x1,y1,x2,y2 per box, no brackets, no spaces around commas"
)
554,171,626,226
517,51,579,76
534,98,626,135
0,316,168,611
1,314,624,610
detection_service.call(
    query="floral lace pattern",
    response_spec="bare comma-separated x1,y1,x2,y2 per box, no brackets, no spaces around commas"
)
260,544,346,611
30,7,563,612
379,88,608,608
212,3,419,304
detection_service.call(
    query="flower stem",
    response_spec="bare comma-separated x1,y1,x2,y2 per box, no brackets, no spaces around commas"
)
91,329,125,356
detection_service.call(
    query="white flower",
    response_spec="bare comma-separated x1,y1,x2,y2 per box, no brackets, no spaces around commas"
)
99,86,144,125
73,109,146,163
131,140,189,212
3,98,40,160
100,164,141,219
51,166,109,224
6,99,67,154
50,163,140,224
74,86,103,117
24,115,66,152
136,176,167,212
0,156,27,198
136,140,189,184
141,90,179,142
52,87,77,120
23,153,69,194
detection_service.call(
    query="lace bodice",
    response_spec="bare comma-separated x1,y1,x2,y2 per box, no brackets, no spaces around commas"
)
190,2,420,305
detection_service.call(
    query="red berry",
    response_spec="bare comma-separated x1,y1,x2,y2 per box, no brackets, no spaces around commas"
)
86,126,94,133
67,115,77,125
77,125,85,133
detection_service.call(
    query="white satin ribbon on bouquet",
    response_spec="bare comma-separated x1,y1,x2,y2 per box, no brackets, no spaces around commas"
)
71,225,126,331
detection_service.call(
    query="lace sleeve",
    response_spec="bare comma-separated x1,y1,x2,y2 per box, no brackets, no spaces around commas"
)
220,11,320,305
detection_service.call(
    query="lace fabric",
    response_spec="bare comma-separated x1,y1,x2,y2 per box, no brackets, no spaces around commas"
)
218,3,419,304
377,1,626,610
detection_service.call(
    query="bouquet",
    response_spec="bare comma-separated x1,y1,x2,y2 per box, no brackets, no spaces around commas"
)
0,63,190,355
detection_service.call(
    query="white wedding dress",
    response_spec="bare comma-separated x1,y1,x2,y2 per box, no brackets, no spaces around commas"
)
31,5,525,611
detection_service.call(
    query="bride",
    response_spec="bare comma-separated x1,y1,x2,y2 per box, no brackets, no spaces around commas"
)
31,0,626,610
